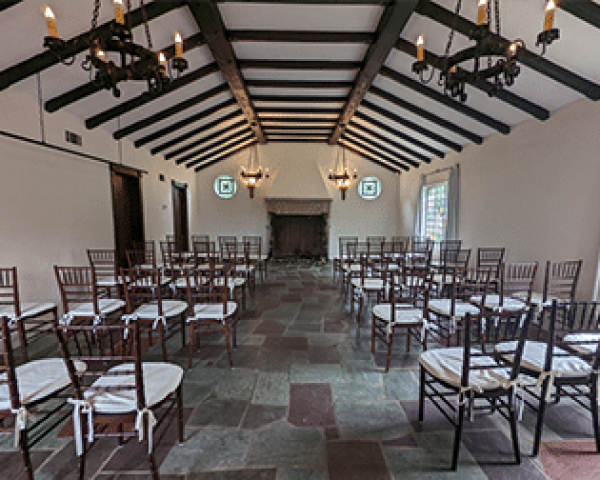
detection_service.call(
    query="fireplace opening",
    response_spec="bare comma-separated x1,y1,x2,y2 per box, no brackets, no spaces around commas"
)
270,214,328,259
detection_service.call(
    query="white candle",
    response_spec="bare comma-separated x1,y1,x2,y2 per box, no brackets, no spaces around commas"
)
416,35,425,62
174,32,183,58
544,0,556,32
477,0,488,26
113,0,125,25
44,6,58,38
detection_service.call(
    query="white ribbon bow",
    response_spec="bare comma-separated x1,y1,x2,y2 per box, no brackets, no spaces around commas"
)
135,408,158,454
535,371,558,403
7,314,19,328
121,314,138,339
61,313,74,326
11,407,28,447
450,316,457,335
152,316,167,331
67,398,94,456
457,386,480,422
421,318,429,342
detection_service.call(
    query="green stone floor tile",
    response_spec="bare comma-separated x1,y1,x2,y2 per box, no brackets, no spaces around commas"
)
214,368,258,400
332,381,386,404
252,372,290,406
383,369,420,401
336,401,411,441
289,364,342,384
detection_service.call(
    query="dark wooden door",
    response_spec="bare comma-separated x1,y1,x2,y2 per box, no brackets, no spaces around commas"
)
172,181,189,251
111,165,144,268
272,215,325,258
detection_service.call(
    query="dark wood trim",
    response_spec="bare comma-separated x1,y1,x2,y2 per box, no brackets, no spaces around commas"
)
218,0,388,3
138,99,239,149
112,84,229,140
266,134,331,137
0,1,22,13
187,0,266,143
394,38,550,121
246,79,354,89
415,0,600,100
0,1,183,92
347,121,431,163
240,60,362,70
257,107,342,115
227,30,375,43
370,85,483,144
111,164,143,178
45,33,206,113
329,0,419,144
379,66,511,134
194,140,258,172
260,117,337,124
165,119,248,160
341,132,411,170
253,95,347,103
560,0,600,29
185,132,256,169
171,181,189,251
354,110,445,158
175,128,253,165
264,125,335,131
266,138,329,143
338,140,402,174
362,99,463,152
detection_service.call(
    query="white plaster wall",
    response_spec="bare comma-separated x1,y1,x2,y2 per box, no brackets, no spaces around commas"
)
194,142,400,258
398,99,600,300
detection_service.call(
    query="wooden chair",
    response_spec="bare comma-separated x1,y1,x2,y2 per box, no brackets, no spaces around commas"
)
218,236,237,255
127,241,158,270
0,315,85,480
476,247,505,291
391,236,410,251
432,248,472,298
473,262,538,312
409,238,434,269
191,235,210,244
185,267,239,368
525,259,583,308
243,236,268,281
87,249,123,299
432,240,462,269
334,236,358,283
0,267,58,362
349,253,389,324
55,320,184,480
419,307,535,470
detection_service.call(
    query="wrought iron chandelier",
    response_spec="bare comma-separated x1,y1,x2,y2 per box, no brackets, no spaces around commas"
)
328,146,357,201
412,0,560,103
43,0,188,98
239,145,268,199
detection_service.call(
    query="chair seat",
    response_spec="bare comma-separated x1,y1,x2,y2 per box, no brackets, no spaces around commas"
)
471,294,526,312
343,264,361,273
495,340,593,377
428,299,480,318
213,277,246,289
67,299,125,318
84,362,183,414
0,358,86,410
420,347,513,391
132,300,188,320
96,276,129,287
0,302,56,320
513,292,565,307
351,278,386,292
174,277,204,289
235,265,256,273
563,333,600,354
128,277,172,288
196,263,225,270
191,302,237,320
373,304,423,325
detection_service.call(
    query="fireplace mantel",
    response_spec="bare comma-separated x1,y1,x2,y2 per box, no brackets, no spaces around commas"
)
264,198,332,216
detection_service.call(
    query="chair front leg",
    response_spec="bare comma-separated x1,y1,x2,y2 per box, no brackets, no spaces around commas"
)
508,391,522,465
452,402,465,470
592,372,600,453
532,376,550,456
418,366,426,421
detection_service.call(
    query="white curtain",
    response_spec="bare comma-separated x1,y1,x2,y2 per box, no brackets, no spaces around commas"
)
414,175,425,237
446,164,460,240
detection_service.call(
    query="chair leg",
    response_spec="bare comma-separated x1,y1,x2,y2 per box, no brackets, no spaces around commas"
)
17,320,29,363
78,442,86,480
532,377,550,457
371,315,376,354
385,328,394,373
17,429,34,480
177,385,184,444
592,373,600,453
180,312,187,351
159,323,167,361
451,403,465,470
188,322,196,369
356,294,363,323
508,393,521,465
224,324,234,368
147,449,159,480
418,366,426,422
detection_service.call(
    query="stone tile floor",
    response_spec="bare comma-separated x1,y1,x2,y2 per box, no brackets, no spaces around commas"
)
1,261,597,479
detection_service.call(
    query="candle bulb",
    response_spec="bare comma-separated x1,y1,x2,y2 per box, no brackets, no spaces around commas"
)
113,0,125,25
416,35,425,62
544,0,556,32
44,6,58,38
477,0,488,26
174,32,183,59
158,52,166,66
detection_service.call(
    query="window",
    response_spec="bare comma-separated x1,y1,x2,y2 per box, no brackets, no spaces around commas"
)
214,175,237,199
420,181,448,242
358,176,382,200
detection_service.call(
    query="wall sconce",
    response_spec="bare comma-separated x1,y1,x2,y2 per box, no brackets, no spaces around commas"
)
328,145,357,201
239,145,268,199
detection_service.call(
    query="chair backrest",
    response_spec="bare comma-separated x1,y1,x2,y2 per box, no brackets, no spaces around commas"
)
166,234,176,242
185,267,229,315
366,236,385,246
121,267,163,315
345,242,370,262
500,262,539,304
338,236,358,259
477,247,505,278
126,249,157,270
54,266,98,315
87,249,118,281
450,267,492,311
191,235,210,244
0,267,20,317
242,236,261,246
192,240,218,264
439,240,462,261
393,262,432,307
391,236,409,253
543,259,583,303
411,238,433,255
218,236,237,247
0,316,20,412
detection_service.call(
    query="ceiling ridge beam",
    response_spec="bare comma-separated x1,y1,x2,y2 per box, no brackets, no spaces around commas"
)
342,131,412,170
217,1,388,4
46,33,205,113
136,98,238,148
228,30,375,43
257,107,342,115
194,140,258,173
165,118,248,160
354,110,444,158
253,95,347,103
175,127,252,164
339,140,402,174
186,132,255,169
370,85,483,144
246,79,354,89
560,0,600,29
240,60,362,70
187,0,265,143
112,83,229,140
264,125,335,131
151,108,242,154
394,38,550,121
362,99,463,151
260,117,337,124
0,1,184,92
267,138,329,143
348,121,431,163
415,0,600,101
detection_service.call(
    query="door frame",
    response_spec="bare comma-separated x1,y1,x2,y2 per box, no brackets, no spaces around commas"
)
172,180,189,251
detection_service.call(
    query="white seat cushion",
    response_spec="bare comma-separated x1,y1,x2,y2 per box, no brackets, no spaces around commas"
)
343,264,361,273
213,277,245,289
428,299,480,318
84,363,183,414
0,302,56,320
495,340,592,377
67,299,125,317
191,302,237,320
471,294,526,312
373,304,423,325
132,300,188,319
420,347,513,391
174,277,205,289
0,358,86,410
96,276,129,287
563,333,600,354
351,278,385,291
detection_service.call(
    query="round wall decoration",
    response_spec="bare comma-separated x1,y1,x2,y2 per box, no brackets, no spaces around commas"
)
358,176,382,200
214,175,237,199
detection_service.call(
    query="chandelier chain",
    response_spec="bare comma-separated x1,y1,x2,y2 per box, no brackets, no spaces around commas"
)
91,0,101,35
140,0,154,50
439,0,462,86
126,0,133,32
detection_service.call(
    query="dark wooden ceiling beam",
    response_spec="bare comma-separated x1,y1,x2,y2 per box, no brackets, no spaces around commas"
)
0,1,21,12
112,83,229,140
560,0,600,29
264,125,335,131
338,140,402,174
228,30,375,43
380,66,510,134
342,131,412,170
253,95,347,103
348,121,431,163
394,38,550,121
344,129,419,168
240,60,362,70
362,99,462,151
218,1,388,4
150,108,242,154
186,132,256,169
187,0,265,143
165,118,248,160
0,1,183,91
354,110,444,158
257,107,342,115
175,128,253,165
194,140,258,173
46,33,205,113
260,117,337,124
85,63,220,129
267,138,329,143
247,79,353,89
415,0,600,100
136,98,239,148
370,85,483,144
329,0,418,145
